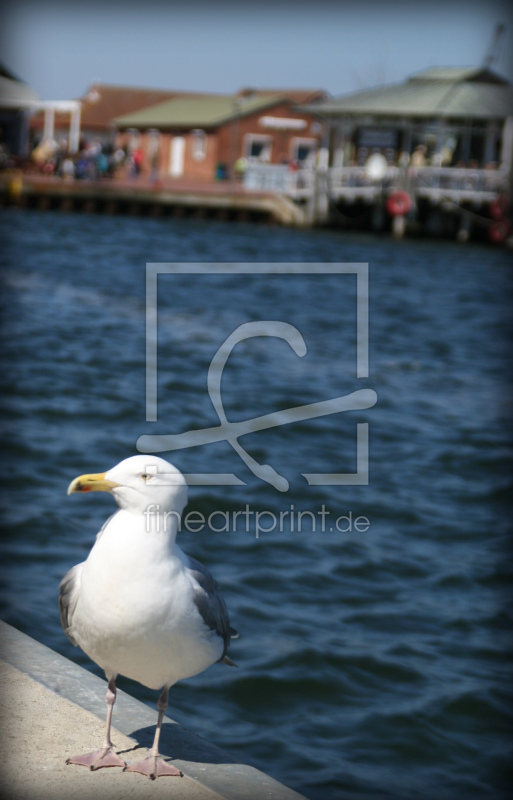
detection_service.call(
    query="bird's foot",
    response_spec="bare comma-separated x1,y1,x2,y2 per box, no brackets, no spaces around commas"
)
125,752,182,780
66,746,126,770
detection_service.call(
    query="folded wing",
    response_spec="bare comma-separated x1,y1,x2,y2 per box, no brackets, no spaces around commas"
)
58,562,84,646
186,555,237,661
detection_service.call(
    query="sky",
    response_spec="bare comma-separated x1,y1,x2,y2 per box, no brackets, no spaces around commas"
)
2,0,513,101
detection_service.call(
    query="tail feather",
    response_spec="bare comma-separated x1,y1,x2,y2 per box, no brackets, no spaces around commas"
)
222,655,238,667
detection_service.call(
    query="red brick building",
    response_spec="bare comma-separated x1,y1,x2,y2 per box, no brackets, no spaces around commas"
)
114,89,327,181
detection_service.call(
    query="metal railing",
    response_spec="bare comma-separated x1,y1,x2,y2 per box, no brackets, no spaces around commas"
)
243,164,508,206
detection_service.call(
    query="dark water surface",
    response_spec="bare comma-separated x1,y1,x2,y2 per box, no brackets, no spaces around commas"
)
1,208,512,800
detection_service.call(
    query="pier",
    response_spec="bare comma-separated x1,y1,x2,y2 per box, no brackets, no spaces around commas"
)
0,173,307,227
2,167,510,244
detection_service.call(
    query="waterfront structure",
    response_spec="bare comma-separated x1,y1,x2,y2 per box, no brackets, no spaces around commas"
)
0,64,40,157
114,89,326,182
0,65,81,159
314,66,512,168
4,67,512,242
28,83,197,151
300,66,513,237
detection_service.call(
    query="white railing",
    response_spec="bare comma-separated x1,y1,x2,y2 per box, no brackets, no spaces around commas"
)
328,166,401,186
243,164,314,199
327,166,403,201
414,167,507,195
243,164,508,205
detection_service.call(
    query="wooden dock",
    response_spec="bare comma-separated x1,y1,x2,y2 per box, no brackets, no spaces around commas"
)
1,169,510,244
0,172,307,227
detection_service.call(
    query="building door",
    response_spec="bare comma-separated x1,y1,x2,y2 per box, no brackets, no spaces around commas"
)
169,136,185,177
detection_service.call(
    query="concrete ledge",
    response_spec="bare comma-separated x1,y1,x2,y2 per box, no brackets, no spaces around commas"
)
0,620,308,800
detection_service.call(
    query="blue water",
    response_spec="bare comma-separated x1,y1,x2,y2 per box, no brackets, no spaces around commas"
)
1,208,512,800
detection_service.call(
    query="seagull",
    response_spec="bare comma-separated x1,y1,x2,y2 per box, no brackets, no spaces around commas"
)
59,455,237,779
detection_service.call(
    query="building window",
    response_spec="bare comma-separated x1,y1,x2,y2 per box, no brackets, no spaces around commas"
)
244,134,272,163
191,129,206,161
290,137,318,166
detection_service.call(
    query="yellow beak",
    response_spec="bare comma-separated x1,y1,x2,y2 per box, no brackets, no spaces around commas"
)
67,472,120,495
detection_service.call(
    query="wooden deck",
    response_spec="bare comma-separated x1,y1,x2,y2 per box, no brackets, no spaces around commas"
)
0,173,307,227
1,168,510,243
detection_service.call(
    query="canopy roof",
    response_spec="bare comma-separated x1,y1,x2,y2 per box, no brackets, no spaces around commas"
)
0,63,40,109
304,67,513,120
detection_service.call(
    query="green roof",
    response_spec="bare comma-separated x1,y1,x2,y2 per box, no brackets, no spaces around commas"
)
114,93,285,129
304,67,513,120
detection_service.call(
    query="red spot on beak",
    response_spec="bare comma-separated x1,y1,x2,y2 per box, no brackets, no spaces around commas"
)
81,486,91,492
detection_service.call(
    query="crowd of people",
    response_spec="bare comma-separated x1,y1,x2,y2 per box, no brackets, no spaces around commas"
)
28,137,145,180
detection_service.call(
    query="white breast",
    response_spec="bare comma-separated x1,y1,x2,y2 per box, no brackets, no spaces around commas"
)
70,511,224,689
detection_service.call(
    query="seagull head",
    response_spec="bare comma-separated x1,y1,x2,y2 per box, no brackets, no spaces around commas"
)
67,455,188,517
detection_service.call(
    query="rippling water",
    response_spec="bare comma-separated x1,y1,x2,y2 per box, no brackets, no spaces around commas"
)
1,208,512,800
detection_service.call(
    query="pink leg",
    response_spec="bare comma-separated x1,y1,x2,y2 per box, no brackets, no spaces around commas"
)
125,687,182,779
66,678,126,770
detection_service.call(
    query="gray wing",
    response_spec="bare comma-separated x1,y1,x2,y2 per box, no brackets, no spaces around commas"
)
186,555,237,661
58,562,84,646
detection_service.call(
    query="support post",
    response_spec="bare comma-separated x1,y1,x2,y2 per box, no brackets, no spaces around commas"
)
434,119,446,166
456,214,471,243
43,107,55,141
484,122,498,165
315,146,330,224
69,103,81,153
392,215,406,238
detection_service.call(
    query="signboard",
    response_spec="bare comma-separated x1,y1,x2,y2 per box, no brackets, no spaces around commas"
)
357,129,397,148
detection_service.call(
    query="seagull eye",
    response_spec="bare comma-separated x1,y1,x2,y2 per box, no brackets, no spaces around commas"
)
141,473,151,481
